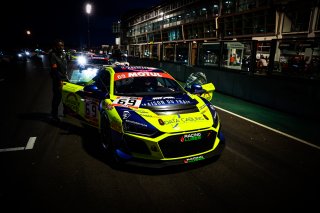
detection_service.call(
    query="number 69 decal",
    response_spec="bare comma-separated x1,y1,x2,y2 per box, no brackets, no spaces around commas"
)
112,96,142,108
85,101,98,119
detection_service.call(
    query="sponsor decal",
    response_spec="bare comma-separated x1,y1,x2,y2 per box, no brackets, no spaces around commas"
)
137,109,151,114
180,133,202,142
105,103,114,110
140,114,153,118
114,72,174,80
152,96,175,100
114,66,156,72
141,99,191,107
125,120,147,127
122,66,156,71
163,116,205,126
123,111,131,119
128,72,161,78
162,115,205,129
183,156,205,164
136,110,154,117
65,93,79,113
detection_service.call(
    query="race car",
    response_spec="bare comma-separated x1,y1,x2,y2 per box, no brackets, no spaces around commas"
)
74,53,129,67
62,65,225,167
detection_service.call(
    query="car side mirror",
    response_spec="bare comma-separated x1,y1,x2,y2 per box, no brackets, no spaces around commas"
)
84,84,99,92
83,85,109,99
188,83,205,94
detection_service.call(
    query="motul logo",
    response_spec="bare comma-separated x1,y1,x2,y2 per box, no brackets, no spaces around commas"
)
128,72,162,77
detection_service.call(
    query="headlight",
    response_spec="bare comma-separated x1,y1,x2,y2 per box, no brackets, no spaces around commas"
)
123,120,161,137
77,55,87,66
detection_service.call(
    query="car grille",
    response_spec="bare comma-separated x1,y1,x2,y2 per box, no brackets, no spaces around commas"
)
159,130,216,158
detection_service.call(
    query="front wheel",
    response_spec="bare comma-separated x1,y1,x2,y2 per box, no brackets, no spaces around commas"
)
100,112,121,165
100,112,113,152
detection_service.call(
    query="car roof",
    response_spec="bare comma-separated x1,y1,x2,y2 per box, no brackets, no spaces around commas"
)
112,66,165,74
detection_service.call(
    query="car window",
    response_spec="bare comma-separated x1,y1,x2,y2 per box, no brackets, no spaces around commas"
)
114,76,184,95
94,70,110,92
68,63,99,85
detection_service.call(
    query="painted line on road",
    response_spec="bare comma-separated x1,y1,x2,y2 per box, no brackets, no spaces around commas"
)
0,147,25,152
25,137,36,150
0,137,37,153
214,105,320,150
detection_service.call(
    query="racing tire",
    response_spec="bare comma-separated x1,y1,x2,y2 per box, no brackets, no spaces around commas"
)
100,112,112,150
100,112,121,165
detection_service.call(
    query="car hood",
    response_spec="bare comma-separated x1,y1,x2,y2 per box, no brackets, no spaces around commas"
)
139,93,198,113
113,93,214,133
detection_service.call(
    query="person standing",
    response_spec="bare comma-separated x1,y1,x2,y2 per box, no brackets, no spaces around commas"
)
48,39,67,121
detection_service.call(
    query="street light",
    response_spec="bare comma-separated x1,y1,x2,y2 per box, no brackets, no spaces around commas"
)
25,29,32,49
85,3,92,49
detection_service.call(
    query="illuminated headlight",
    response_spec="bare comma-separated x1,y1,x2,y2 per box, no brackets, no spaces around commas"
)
77,55,87,66
17,53,23,58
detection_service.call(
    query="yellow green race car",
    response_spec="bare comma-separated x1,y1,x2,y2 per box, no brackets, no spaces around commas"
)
62,65,225,167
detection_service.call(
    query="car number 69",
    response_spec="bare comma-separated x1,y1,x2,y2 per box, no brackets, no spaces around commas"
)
113,96,142,108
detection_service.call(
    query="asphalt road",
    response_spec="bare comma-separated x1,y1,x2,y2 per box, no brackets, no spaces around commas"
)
0,57,319,212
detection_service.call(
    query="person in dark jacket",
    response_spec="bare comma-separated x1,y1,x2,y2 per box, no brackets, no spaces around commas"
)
48,39,67,121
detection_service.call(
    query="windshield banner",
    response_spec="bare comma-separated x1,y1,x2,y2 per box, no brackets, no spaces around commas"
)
114,72,174,80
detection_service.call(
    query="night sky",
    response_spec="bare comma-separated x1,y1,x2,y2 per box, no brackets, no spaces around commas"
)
1,0,162,49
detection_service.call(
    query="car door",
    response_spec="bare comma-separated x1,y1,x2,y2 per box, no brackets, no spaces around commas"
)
75,69,111,128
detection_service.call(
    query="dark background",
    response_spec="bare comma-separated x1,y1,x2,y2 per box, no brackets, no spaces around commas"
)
1,0,161,49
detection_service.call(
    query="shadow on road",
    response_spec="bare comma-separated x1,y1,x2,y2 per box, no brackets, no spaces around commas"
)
18,112,221,175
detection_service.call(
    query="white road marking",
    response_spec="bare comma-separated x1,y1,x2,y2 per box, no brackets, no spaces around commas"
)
0,137,37,153
0,147,25,152
25,137,36,150
214,105,320,150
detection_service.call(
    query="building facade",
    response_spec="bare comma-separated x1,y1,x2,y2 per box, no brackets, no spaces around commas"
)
117,0,320,78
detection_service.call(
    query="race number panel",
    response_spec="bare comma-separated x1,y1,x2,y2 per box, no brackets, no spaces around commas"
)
112,96,142,108
84,99,99,126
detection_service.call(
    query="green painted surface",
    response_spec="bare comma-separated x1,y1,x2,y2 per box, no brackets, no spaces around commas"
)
179,81,318,144
212,92,318,144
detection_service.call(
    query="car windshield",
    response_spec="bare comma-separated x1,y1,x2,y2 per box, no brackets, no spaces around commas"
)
67,63,100,85
114,76,185,96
